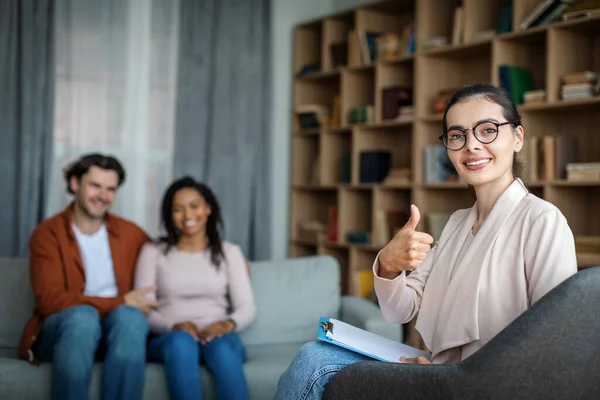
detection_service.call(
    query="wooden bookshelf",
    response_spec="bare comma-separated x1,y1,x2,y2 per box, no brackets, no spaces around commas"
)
289,0,600,347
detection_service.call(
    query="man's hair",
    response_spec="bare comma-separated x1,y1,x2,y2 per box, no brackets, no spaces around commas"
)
63,153,126,194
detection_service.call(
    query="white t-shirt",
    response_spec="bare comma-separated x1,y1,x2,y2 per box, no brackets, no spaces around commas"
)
72,223,118,297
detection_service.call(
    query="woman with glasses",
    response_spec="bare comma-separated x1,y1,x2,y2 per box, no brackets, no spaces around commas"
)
274,83,577,400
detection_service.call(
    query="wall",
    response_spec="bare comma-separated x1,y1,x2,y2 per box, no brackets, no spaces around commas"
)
269,0,375,260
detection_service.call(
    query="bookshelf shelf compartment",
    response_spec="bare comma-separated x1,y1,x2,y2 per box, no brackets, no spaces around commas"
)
291,135,320,186
545,186,600,236
322,130,352,186
547,23,600,102
352,125,412,186
492,30,547,93
290,190,338,242
341,69,375,127
339,188,373,246
294,21,323,78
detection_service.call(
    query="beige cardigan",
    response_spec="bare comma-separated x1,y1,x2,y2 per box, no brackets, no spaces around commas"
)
373,179,577,363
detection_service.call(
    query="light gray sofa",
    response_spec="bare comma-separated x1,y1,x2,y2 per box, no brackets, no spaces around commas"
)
0,255,402,399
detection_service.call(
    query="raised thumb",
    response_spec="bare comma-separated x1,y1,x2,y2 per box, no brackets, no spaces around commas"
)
405,204,420,230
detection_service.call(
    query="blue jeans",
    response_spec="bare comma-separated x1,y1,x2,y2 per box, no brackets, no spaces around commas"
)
274,341,370,400
148,330,248,400
34,304,149,400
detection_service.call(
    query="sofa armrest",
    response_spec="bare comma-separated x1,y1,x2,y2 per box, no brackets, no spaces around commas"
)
339,296,402,342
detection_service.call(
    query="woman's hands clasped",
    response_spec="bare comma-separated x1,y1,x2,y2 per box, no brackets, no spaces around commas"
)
378,205,434,279
172,320,235,344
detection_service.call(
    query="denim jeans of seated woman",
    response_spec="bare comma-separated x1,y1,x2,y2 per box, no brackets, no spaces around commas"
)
34,304,149,400
274,341,371,400
148,330,248,400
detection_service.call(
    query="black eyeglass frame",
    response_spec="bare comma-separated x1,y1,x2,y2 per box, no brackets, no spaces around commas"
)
439,120,515,151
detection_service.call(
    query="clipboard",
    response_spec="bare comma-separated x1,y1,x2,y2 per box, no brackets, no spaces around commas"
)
318,317,431,363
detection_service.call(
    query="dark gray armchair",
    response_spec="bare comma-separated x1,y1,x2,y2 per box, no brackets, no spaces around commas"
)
324,267,600,400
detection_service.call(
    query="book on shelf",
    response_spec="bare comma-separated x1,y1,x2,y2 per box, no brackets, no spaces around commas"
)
523,89,546,104
297,104,330,130
566,162,600,181
423,145,458,184
498,65,535,105
522,136,579,181
519,0,571,30
381,86,412,121
452,6,465,45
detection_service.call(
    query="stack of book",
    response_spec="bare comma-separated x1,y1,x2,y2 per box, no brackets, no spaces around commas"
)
566,162,600,181
560,71,598,100
523,89,546,105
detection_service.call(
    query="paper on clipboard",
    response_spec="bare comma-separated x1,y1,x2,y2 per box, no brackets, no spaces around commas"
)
319,317,431,363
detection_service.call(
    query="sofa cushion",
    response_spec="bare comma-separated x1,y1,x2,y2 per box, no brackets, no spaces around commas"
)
0,342,304,400
240,255,340,346
0,258,33,349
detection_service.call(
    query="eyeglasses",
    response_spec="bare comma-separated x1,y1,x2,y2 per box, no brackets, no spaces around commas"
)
439,121,514,151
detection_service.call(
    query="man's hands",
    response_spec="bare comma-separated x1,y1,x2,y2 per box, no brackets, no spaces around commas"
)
172,320,235,344
378,205,434,279
124,286,159,314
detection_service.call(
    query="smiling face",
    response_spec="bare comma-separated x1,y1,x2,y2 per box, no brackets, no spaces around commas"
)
445,97,524,188
70,166,119,220
172,188,211,237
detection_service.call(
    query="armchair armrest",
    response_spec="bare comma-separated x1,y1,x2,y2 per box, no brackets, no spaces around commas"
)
340,295,402,342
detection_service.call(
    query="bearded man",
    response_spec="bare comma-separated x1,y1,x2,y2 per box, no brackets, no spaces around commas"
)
19,153,156,400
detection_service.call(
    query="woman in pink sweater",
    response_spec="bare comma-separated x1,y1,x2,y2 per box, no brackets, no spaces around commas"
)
134,176,256,400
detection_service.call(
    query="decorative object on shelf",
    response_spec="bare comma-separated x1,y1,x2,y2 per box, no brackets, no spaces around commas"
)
431,88,459,115
360,150,392,183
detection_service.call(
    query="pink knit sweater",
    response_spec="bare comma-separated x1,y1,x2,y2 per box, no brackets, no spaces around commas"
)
133,241,256,334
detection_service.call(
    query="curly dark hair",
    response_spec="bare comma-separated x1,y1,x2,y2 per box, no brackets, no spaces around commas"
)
158,176,225,267
63,153,126,194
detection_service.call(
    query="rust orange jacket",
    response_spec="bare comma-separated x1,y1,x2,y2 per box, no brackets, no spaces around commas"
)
19,204,150,362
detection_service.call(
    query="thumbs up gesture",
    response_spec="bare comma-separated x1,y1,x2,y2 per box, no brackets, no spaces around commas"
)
378,205,434,279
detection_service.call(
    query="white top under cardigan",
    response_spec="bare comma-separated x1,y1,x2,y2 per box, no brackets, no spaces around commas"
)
373,178,577,364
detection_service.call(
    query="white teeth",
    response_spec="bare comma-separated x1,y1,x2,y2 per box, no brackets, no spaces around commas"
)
466,159,490,166
184,219,198,227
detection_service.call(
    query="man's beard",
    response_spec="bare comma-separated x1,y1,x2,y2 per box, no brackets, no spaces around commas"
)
76,195,108,220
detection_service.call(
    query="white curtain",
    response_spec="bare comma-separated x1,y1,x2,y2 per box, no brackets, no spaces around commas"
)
47,0,180,236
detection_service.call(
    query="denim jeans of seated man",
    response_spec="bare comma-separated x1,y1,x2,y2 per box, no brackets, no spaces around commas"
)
34,304,149,400
148,330,249,400
274,341,371,400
